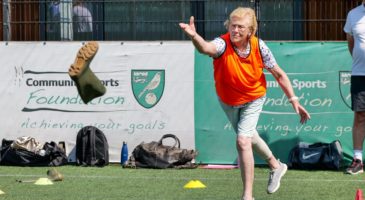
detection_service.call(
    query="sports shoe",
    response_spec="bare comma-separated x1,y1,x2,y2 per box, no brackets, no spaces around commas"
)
267,161,287,194
345,159,363,175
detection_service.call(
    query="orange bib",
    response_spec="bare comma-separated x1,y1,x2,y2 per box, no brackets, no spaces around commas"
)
213,33,267,106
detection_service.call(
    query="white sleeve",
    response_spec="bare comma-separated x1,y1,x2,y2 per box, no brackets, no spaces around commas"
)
211,37,226,58
259,39,277,69
344,12,352,35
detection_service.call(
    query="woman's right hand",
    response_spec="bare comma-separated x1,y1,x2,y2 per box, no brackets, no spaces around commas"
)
179,16,197,38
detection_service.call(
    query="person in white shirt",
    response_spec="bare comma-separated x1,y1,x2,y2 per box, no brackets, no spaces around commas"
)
73,1,92,40
344,0,365,175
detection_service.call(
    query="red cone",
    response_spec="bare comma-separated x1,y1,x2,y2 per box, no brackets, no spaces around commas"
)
355,189,363,200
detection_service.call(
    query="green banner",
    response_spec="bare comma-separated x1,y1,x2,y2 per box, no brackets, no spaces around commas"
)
195,42,354,165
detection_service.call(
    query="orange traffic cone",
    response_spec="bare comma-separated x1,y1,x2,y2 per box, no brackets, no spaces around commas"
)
355,189,363,200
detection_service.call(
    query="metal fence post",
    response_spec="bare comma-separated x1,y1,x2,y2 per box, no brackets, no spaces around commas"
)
251,0,260,38
60,0,73,40
2,0,10,41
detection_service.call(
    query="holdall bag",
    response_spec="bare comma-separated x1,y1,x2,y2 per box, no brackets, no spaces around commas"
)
126,134,197,169
288,140,343,170
0,138,67,166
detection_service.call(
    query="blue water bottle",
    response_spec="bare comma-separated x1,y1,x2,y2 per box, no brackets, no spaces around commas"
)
121,141,128,166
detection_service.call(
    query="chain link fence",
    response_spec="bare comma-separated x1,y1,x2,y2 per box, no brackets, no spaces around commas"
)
1,0,363,41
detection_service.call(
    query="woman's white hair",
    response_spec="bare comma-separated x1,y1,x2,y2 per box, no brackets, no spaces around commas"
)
224,7,258,36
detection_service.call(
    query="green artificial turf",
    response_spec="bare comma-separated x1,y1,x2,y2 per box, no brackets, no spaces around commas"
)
0,165,363,200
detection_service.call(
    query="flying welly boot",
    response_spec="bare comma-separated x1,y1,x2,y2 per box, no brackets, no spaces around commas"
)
68,41,106,104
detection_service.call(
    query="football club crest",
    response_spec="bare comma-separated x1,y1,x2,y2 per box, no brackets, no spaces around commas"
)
339,71,351,109
131,70,165,108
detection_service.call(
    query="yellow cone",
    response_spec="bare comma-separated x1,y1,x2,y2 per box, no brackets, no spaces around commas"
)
0,189,5,195
34,178,53,185
183,180,206,189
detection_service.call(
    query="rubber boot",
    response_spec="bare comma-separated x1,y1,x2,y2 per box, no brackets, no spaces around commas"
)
68,41,106,104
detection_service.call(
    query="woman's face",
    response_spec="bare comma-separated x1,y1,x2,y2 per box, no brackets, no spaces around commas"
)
228,16,252,45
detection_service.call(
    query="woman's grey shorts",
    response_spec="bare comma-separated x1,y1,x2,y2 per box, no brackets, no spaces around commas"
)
219,96,266,137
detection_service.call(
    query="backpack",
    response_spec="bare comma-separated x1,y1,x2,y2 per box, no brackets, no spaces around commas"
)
288,140,343,170
76,126,109,167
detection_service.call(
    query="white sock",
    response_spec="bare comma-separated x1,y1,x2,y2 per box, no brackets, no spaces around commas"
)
354,150,363,161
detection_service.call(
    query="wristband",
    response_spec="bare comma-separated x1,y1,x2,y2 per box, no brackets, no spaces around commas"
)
288,96,299,102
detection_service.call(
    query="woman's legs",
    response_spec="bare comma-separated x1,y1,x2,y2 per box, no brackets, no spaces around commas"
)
251,131,279,169
220,96,286,196
251,131,287,193
220,97,265,200
237,135,254,200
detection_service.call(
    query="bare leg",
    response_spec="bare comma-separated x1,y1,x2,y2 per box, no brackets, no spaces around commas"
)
251,130,287,194
353,112,365,152
237,135,254,200
251,131,279,170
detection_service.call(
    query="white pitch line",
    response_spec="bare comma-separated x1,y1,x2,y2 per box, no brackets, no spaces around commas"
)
1,174,365,183
254,177,365,182
261,111,353,115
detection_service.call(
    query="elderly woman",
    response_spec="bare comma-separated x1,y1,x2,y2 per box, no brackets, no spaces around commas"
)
180,7,310,200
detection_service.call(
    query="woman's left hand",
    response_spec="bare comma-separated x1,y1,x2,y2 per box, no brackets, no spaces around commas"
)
292,101,311,124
